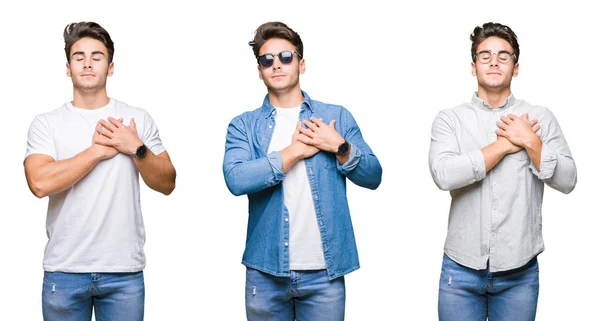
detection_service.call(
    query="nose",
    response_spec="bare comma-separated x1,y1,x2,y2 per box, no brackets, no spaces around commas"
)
84,56,93,69
489,53,500,67
271,56,282,70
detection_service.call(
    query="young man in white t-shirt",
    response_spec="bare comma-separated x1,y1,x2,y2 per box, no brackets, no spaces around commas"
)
223,22,382,320
24,21,176,321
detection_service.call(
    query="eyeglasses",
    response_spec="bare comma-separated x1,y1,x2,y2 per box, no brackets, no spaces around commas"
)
257,50,301,68
475,50,515,64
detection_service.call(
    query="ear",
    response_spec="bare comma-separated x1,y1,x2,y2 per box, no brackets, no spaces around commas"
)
299,58,306,75
257,65,263,80
108,61,114,77
512,62,519,77
471,61,476,77
66,62,72,77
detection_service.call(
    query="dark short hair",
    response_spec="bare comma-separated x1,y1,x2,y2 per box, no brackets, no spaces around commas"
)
64,21,114,63
470,22,519,63
249,22,303,60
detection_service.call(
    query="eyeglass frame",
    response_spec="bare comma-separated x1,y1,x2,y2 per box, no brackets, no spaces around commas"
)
473,50,516,64
256,50,302,68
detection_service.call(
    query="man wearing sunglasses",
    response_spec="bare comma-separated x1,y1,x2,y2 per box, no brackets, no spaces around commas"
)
24,22,176,321
429,22,576,320
223,21,382,320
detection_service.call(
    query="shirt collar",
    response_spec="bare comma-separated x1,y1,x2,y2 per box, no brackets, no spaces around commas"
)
261,90,314,118
471,92,516,111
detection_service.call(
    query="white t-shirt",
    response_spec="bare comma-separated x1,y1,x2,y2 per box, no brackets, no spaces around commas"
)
25,98,165,273
268,106,326,270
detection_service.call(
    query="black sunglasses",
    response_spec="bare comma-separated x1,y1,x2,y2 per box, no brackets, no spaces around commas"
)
257,50,301,68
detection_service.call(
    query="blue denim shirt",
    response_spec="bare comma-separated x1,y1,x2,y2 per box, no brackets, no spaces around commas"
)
223,91,382,280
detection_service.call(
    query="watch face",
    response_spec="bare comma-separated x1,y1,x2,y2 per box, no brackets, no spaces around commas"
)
337,141,349,155
136,145,147,158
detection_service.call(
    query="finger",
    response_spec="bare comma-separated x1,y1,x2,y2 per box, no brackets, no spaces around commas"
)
94,134,113,146
520,113,529,121
310,117,325,127
296,133,312,144
298,125,315,138
529,119,538,127
496,121,508,130
98,119,117,132
506,113,518,120
495,129,507,137
129,118,137,131
499,115,511,124
107,117,123,128
96,124,114,138
118,117,124,123
329,120,336,127
302,119,319,131
532,124,540,133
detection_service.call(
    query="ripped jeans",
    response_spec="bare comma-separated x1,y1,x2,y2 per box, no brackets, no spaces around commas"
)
42,271,144,321
438,254,539,321
245,268,345,321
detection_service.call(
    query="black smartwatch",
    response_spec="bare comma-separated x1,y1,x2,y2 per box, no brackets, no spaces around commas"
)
135,144,148,159
336,140,350,156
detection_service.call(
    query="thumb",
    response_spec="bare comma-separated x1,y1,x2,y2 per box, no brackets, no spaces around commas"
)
329,119,336,127
129,118,137,130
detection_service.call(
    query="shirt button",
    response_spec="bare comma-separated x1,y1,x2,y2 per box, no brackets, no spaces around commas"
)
284,242,288,247
268,125,273,128
285,218,289,222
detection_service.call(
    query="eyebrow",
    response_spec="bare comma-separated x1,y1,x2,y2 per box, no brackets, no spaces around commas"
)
71,51,106,57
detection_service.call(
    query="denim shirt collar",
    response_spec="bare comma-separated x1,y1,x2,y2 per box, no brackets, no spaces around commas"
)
471,92,516,111
260,90,314,118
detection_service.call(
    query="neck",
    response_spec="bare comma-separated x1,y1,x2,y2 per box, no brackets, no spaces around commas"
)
477,86,511,108
267,87,304,108
72,87,110,110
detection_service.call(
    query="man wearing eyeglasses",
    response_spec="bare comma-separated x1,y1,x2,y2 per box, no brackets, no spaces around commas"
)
429,22,576,320
222,21,382,320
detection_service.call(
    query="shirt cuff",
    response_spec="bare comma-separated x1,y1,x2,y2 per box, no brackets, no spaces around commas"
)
267,151,285,182
469,150,486,182
529,144,557,179
337,143,362,174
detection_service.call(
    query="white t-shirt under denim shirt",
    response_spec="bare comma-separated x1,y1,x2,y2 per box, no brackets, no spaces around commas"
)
429,93,577,272
25,98,165,273
267,106,326,270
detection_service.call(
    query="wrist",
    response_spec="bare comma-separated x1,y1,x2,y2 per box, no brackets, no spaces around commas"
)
332,136,346,153
88,145,106,161
523,135,542,152
496,138,513,155
130,139,144,156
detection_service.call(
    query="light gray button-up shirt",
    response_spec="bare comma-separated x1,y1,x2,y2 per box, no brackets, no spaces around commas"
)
429,93,577,272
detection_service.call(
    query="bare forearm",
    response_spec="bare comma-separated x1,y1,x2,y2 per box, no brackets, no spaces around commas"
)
482,140,511,172
281,145,302,173
524,136,542,172
134,152,176,195
25,148,102,198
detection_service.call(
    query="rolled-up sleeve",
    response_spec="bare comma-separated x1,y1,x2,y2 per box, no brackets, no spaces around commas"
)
223,116,285,196
429,110,486,191
529,108,577,194
336,107,382,190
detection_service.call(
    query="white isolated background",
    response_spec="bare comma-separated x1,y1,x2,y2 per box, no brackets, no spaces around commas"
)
0,0,597,320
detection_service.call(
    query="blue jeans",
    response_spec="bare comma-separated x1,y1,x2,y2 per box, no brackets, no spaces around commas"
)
42,271,144,321
438,254,539,321
245,268,346,321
